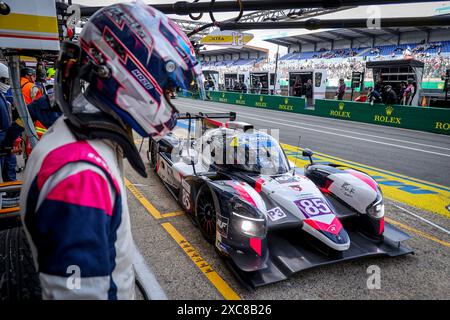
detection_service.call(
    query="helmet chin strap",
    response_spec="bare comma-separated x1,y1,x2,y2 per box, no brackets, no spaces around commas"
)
64,114,147,178
64,90,147,178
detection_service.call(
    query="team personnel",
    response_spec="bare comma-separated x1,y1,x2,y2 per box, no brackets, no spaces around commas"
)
20,2,204,300
384,85,398,105
0,63,10,155
367,87,383,105
336,78,346,100
402,79,415,105
20,67,42,105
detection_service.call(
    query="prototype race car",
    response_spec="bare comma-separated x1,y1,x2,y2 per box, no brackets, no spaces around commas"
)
149,112,413,287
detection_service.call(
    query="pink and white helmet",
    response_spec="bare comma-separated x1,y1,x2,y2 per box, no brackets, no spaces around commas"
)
78,1,204,137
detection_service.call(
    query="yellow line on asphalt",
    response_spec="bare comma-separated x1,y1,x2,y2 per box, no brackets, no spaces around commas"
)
124,177,163,219
283,143,450,218
385,217,450,248
161,211,185,218
125,177,240,299
161,222,241,300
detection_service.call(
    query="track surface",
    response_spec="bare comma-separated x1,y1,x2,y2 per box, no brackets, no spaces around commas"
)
127,98,449,300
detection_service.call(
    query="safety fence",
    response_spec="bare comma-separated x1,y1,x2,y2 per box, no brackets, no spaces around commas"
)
200,91,449,135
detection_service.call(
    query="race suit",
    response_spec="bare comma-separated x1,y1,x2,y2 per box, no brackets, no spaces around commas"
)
20,116,135,300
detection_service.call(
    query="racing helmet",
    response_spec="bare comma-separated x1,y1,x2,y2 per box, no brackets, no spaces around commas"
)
60,1,204,137
207,129,289,175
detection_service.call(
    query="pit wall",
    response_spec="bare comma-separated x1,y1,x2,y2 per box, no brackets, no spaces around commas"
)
199,91,450,135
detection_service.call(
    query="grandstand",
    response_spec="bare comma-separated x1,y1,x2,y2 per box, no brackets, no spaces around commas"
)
200,26,450,106
199,45,269,69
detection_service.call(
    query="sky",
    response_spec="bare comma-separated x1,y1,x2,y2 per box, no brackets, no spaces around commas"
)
73,1,450,57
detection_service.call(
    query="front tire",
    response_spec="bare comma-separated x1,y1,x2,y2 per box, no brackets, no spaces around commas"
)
195,185,216,244
148,139,158,170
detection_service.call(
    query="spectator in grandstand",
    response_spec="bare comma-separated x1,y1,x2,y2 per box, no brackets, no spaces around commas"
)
304,79,313,107
384,85,398,105
336,78,346,100
402,79,415,105
367,87,383,105
293,77,303,97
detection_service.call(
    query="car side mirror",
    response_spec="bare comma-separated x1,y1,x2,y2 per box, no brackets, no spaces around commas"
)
302,148,314,164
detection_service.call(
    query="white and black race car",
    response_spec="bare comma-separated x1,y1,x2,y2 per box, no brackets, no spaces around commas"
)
149,112,413,287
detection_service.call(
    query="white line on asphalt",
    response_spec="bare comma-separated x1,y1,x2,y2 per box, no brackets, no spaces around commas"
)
176,102,450,158
393,204,450,235
133,242,168,300
181,98,447,139
247,112,450,151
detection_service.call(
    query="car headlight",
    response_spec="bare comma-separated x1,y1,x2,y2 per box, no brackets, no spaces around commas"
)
232,211,266,238
367,194,384,219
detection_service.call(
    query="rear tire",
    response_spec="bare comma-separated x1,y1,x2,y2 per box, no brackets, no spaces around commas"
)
0,227,41,301
195,185,216,244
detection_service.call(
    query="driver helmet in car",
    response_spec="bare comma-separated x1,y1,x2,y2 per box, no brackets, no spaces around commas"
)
207,129,289,175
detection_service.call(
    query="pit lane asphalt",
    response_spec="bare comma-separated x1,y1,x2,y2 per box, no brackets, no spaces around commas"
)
127,161,450,300
127,98,449,299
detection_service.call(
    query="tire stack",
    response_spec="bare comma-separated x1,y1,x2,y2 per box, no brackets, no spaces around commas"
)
0,227,41,300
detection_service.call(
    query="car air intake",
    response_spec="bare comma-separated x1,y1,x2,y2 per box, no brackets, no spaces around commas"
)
226,121,254,132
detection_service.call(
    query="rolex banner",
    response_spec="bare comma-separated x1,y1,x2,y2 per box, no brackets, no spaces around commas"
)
204,91,449,135
313,99,449,135
207,91,310,115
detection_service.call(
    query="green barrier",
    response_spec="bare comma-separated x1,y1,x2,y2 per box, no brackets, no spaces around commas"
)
206,91,314,115
314,99,450,135
201,91,449,135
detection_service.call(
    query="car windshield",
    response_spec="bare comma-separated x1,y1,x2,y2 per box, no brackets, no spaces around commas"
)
227,132,290,175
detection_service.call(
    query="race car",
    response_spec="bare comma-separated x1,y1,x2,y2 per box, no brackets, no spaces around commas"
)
149,112,413,287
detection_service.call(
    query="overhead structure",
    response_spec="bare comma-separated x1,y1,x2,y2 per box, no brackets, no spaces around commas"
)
75,1,449,38
222,7,356,23
264,26,450,49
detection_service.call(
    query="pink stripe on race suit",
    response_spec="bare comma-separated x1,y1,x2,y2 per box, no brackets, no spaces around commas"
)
46,169,113,216
347,170,377,192
37,141,119,192
227,181,257,207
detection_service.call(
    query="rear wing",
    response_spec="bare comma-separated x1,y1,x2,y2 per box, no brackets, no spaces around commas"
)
177,112,236,122
177,112,236,138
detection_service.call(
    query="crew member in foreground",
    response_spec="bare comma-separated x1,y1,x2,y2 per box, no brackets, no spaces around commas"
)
20,2,204,299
